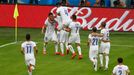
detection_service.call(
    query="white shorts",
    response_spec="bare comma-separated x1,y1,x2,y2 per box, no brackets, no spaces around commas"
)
89,46,98,60
25,57,35,66
99,42,110,54
69,34,80,44
44,32,58,42
59,30,69,43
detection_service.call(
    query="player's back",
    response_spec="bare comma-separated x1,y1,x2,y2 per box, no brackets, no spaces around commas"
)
88,34,100,50
21,41,36,58
113,65,129,75
57,6,71,22
69,22,81,35
101,28,110,41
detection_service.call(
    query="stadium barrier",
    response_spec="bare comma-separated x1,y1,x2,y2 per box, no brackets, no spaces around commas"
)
0,4,134,31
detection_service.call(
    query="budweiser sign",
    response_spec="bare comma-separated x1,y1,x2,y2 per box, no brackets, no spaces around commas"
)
0,5,134,31
51,7,134,31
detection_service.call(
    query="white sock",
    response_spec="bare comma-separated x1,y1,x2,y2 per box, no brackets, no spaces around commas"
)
68,45,75,54
91,58,97,71
95,59,98,71
43,43,47,52
77,46,82,55
60,43,64,54
105,55,109,69
55,43,58,53
99,54,103,66
28,71,32,75
65,42,69,50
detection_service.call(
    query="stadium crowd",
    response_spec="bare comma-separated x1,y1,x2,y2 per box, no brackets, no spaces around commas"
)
0,0,134,8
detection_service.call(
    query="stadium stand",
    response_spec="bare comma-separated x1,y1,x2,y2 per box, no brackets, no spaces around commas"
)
0,0,133,8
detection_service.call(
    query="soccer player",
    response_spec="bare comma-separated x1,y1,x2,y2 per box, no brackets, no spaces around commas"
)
99,22,110,70
42,13,59,55
65,14,82,59
88,27,100,71
21,34,38,75
56,2,72,56
112,57,130,75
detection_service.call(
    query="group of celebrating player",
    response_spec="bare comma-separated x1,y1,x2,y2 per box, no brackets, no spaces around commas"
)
20,3,130,75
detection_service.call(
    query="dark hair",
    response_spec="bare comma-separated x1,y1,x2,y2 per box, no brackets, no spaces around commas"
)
92,27,97,32
72,14,77,20
113,0,120,7
80,0,85,6
101,22,106,27
118,57,123,63
48,12,53,16
56,2,62,6
26,34,30,41
61,0,67,5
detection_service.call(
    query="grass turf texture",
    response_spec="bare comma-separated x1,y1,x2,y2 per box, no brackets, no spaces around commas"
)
0,27,134,75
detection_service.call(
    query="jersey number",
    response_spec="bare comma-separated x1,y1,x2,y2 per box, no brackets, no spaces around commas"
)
26,45,32,54
64,10,68,16
75,24,79,33
118,70,122,75
92,38,98,45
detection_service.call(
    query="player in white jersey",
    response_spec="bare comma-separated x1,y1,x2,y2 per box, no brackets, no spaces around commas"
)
64,14,82,59
88,27,101,71
56,3,72,56
42,13,59,55
112,57,130,75
56,3,72,27
21,34,38,75
99,22,111,70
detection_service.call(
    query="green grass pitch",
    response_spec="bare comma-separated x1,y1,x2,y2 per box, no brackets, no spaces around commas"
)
0,27,134,75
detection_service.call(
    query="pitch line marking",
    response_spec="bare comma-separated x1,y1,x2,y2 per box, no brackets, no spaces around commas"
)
0,41,134,48
0,42,16,48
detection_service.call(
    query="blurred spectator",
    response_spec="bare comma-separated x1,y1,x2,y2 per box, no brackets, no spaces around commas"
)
105,0,111,7
0,0,7,3
30,0,38,4
94,0,105,7
9,0,17,4
125,0,134,8
131,0,134,8
113,0,126,7
79,0,90,6
61,0,69,5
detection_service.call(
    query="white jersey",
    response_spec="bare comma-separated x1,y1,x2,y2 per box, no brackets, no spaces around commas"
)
56,16,63,30
88,34,100,50
44,18,56,35
113,65,129,75
56,6,71,25
101,28,110,41
69,21,81,35
21,41,36,58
